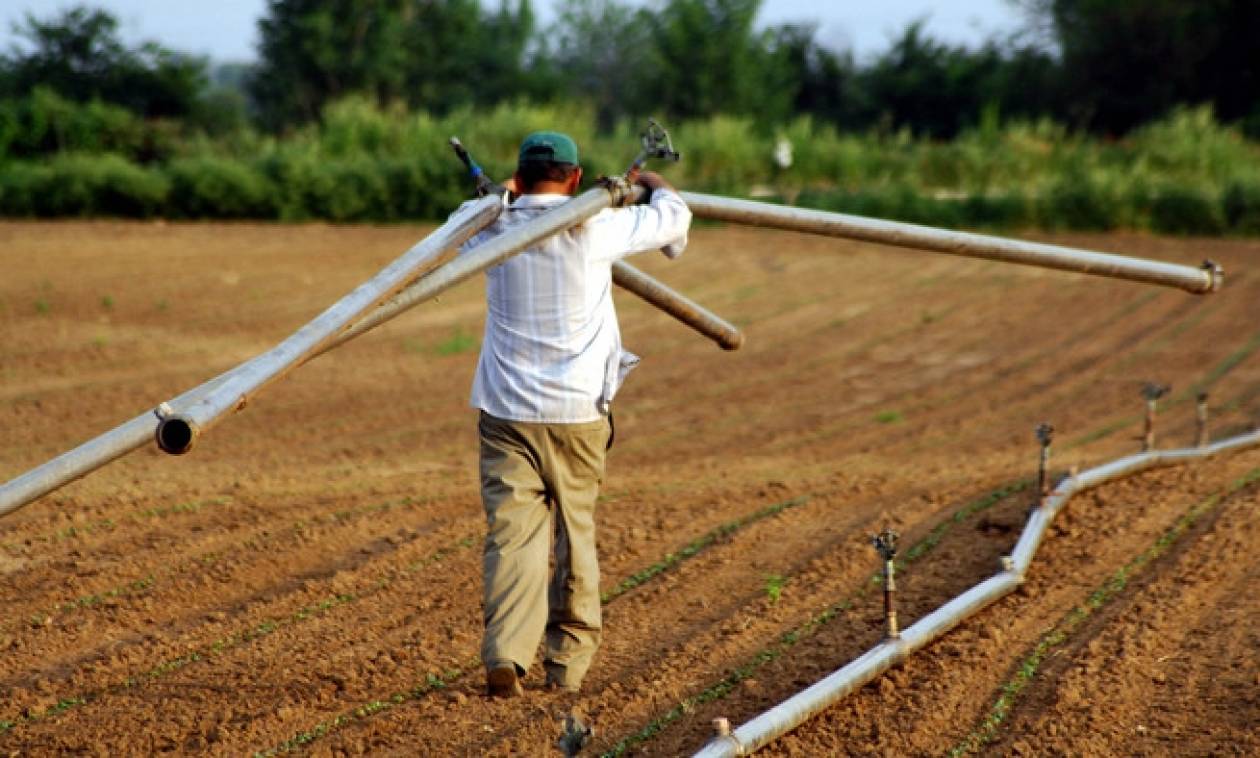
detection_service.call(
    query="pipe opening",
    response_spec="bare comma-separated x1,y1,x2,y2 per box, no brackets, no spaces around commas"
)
156,416,198,455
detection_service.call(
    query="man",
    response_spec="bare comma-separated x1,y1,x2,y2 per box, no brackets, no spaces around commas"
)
458,131,691,698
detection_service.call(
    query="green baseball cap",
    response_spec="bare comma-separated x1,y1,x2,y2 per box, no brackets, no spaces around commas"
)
518,131,579,165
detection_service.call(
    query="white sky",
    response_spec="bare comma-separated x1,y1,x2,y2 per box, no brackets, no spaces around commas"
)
0,0,1026,63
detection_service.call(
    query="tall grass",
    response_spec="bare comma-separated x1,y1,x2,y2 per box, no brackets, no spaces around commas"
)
2,98,1259,234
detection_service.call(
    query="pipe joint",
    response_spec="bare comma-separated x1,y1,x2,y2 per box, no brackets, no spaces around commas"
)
1202,259,1224,293
598,175,635,206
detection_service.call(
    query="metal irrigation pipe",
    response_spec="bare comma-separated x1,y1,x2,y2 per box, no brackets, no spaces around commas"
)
155,178,693,454
693,426,1260,757
0,195,504,518
0,180,732,517
3,184,618,510
150,193,516,455
611,260,743,350
680,193,1224,295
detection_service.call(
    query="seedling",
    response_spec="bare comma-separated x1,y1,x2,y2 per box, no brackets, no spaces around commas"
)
435,326,477,356
764,574,786,604
874,410,903,425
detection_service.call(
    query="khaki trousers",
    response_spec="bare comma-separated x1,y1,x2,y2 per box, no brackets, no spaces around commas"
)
477,411,611,689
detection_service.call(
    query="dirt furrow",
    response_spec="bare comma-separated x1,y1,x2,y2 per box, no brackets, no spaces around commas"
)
2,223,1257,755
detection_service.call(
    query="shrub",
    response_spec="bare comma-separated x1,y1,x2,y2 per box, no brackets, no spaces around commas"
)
1147,183,1225,235
1222,179,1260,234
257,145,334,221
1038,175,1122,231
798,185,964,228
0,161,46,215
960,192,1032,229
17,153,169,217
0,87,147,159
165,156,276,218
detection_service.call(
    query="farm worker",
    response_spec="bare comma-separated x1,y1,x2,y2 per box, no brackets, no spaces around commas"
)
456,131,692,698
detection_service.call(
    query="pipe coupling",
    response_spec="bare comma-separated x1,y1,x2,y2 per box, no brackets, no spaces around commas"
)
598,175,635,206
1202,260,1224,293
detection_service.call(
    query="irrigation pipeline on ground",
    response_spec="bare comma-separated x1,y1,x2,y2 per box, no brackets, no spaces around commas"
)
693,425,1260,758
0,189,1223,520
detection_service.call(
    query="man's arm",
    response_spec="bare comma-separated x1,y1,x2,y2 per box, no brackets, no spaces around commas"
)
587,171,692,262
635,170,674,195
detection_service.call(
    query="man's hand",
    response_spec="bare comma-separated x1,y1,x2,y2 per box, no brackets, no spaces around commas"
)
635,170,675,193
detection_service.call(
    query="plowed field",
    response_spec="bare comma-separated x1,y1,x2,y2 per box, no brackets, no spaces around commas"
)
2,220,1258,756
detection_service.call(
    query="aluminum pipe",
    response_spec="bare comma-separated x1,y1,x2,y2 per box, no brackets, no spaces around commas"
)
1,185,738,516
681,192,1223,294
612,261,744,350
692,426,1260,757
697,643,904,758
0,196,505,516
152,194,507,454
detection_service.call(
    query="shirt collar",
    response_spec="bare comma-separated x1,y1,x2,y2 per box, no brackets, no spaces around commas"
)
510,193,572,210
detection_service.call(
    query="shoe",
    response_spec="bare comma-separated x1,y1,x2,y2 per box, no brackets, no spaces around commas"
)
545,677,581,694
487,665,524,698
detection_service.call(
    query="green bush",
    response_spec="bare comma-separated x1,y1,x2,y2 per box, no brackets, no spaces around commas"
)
1147,183,1225,235
1222,179,1260,234
796,185,965,228
165,156,276,218
1038,175,1122,231
0,87,147,159
0,161,47,215
14,153,169,217
4,98,1260,233
960,192,1032,229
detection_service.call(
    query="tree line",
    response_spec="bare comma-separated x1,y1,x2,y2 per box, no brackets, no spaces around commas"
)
1,0,1258,147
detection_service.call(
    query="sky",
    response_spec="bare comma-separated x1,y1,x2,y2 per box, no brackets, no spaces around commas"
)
0,1,1027,64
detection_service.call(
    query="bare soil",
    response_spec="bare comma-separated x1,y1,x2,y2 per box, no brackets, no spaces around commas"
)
1,220,1258,756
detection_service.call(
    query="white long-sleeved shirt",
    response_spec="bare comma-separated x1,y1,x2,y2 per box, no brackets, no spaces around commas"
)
459,187,692,423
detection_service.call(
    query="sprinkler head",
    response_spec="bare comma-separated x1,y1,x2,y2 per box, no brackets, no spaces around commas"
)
641,119,680,164
871,528,899,561
1035,422,1054,447
1142,383,1171,402
557,713,593,757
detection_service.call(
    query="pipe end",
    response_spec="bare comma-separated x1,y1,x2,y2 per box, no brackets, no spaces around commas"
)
156,414,199,455
720,330,745,351
1202,259,1224,293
